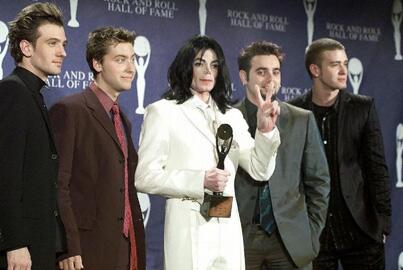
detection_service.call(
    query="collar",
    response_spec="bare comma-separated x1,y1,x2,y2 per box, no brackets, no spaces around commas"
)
90,82,116,113
187,94,218,114
311,89,341,114
14,66,47,93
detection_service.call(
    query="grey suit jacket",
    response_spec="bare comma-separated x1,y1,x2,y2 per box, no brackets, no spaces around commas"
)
235,100,330,268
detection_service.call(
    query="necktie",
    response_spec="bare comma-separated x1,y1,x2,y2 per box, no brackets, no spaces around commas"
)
259,184,276,235
111,103,138,270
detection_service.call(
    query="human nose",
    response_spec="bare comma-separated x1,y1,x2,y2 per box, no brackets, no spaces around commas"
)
126,60,136,74
58,44,67,58
340,64,347,74
264,72,273,84
203,64,212,74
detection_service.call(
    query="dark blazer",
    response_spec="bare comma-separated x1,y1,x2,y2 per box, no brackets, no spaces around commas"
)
49,88,146,270
0,67,58,270
289,89,391,242
235,100,330,268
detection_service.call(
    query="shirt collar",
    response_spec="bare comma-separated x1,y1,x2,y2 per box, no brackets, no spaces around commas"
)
189,94,214,111
14,66,47,93
90,82,116,113
312,90,341,114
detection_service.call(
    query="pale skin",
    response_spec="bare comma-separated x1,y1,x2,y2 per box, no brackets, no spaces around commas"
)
7,23,67,270
58,42,135,270
190,49,279,193
309,49,348,106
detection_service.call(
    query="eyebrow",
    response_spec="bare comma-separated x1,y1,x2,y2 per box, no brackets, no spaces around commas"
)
255,67,280,71
113,53,135,58
329,60,348,64
194,57,219,63
46,37,68,44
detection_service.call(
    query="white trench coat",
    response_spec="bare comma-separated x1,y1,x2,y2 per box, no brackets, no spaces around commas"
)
135,96,280,270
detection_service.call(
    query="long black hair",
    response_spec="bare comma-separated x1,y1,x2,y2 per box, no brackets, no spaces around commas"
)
162,35,233,113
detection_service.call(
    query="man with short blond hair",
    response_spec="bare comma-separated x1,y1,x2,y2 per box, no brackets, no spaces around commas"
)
50,27,146,270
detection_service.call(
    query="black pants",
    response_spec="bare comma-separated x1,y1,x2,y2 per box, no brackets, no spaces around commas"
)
313,241,384,270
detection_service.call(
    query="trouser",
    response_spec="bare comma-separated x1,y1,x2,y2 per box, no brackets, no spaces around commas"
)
244,225,311,270
313,241,384,270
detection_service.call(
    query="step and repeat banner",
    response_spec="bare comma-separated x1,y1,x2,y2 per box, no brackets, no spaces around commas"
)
1,0,402,269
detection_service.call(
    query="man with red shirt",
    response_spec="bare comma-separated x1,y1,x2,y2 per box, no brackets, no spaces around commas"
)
49,27,145,270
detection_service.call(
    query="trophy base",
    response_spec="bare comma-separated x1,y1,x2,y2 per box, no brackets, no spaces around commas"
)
200,193,233,221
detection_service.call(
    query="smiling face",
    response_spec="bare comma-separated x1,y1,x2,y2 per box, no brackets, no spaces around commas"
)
93,42,136,99
311,49,348,92
19,23,67,81
240,54,281,106
190,49,219,102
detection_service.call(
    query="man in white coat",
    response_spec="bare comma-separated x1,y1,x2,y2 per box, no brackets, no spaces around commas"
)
135,35,281,270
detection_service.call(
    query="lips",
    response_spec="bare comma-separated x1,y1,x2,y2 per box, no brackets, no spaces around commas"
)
200,79,213,83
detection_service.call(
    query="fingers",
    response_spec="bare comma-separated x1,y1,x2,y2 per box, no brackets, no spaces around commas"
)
264,82,274,103
59,256,83,270
254,85,264,107
204,168,230,192
7,248,31,270
76,256,84,269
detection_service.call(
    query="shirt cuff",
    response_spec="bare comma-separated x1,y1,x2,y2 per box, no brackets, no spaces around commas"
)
257,126,279,140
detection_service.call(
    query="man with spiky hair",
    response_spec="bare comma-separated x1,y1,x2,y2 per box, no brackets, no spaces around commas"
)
0,2,67,270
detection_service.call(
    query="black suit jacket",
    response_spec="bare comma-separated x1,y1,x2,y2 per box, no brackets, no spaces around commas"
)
49,88,146,270
0,67,58,269
235,100,330,268
289,89,391,242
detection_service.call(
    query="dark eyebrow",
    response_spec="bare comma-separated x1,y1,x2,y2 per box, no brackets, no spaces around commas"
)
46,38,60,42
329,60,345,64
46,37,68,45
193,58,219,63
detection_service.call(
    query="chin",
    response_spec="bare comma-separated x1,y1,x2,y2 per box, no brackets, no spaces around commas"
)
122,84,132,90
48,68,62,76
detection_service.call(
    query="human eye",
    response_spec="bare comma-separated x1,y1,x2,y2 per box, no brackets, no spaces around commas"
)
48,40,57,47
273,69,281,76
193,60,203,67
211,62,219,70
115,57,125,64
256,69,265,76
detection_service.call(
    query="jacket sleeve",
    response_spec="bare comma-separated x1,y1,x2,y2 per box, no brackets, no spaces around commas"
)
361,99,391,235
0,81,30,251
234,109,281,181
49,102,82,257
302,112,330,254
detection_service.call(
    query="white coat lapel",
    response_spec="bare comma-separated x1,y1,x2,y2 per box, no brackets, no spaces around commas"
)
179,97,216,146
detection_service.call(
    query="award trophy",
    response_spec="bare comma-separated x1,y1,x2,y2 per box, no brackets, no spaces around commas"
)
200,124,234,220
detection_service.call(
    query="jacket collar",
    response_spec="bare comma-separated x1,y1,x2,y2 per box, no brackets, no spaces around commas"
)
180,95,219,146
83,87,123,152
13,67,57,151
